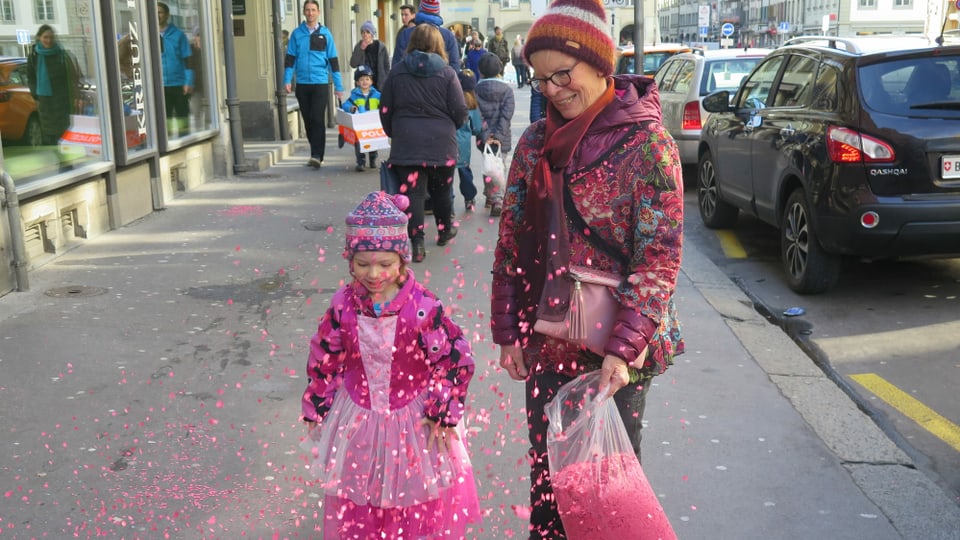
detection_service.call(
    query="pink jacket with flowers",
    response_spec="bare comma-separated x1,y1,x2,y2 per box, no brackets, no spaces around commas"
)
302,270,474,427
490,75,684,377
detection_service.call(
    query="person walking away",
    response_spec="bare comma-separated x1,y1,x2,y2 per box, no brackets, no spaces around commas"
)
284,0,344,169
26,25,80,147
350,20,390,89
157,3,194,137
487,26,510,77
511,35,529,87
456,69,483,213
489,0,685,538
474,53,514,217
379,24,467,263
342,65,381,172
302,191,481,538
392,0,461,71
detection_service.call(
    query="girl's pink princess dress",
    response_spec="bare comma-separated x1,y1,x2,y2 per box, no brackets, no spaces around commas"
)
302,276,480,539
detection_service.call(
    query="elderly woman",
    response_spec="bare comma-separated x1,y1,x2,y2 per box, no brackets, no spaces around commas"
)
489,0,685,538
349,20,390,89
379,24,467,263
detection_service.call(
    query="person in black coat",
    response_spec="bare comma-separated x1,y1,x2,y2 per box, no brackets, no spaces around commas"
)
27,25,81,146
380,24,467,263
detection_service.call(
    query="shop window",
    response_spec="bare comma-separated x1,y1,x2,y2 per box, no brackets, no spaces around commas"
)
157,0,215,143
3,1,106,191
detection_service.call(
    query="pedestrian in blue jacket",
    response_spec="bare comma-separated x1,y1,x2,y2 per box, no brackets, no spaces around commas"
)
158,3,194,136
284,0,345,169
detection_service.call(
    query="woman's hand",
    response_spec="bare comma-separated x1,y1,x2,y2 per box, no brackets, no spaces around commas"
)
422,418,460,453
499,344,527,381
597,355,630,400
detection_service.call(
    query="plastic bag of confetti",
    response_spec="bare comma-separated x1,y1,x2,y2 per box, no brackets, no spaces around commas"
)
546,371,677,540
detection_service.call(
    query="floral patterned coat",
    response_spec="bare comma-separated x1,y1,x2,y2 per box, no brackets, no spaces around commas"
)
303,270,474,426
490,75,684,378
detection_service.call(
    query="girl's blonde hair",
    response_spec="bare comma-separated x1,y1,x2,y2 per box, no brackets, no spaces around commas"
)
460,69,478,109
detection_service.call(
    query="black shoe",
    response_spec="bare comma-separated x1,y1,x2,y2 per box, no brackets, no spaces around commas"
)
490,204,502,218
412,238,426,263
437,226,458,246
369,158,377,169
355,164,365,172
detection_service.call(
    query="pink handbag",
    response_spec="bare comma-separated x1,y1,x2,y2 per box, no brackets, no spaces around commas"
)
533,265,622,357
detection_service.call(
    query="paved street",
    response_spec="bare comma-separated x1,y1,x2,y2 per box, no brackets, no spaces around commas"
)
1,92,959,538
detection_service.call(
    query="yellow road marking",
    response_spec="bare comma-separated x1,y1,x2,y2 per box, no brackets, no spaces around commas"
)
716,230,747,258
850,373,960,452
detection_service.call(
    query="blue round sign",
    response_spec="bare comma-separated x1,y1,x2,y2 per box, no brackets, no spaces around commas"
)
721,22,735,37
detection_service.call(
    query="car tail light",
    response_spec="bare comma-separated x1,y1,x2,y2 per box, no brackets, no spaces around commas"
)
682,101,701,131
827,126,895,163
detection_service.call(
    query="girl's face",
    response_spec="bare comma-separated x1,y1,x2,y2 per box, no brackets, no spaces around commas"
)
529,49,608,120
351,251,403,299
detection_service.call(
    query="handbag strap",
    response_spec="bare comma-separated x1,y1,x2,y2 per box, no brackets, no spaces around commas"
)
563,180,631,270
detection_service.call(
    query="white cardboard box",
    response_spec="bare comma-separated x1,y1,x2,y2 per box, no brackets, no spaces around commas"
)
336,110,390,153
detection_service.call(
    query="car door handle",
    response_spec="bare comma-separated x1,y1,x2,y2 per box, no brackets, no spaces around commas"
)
780,124,795,137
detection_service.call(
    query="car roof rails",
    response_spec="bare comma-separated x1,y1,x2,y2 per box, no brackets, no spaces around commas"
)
782,36,864,53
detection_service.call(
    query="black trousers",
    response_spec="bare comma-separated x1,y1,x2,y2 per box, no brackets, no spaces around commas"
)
391,165,455,242
295,83,330,161
525,368,651,540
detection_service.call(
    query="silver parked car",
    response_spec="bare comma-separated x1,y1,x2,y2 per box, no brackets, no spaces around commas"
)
654,48,772,175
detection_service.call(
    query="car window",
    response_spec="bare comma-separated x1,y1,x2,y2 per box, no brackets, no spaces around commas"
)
859,55,959,115
736,55,784,109
644,52,676,74
10,65,28,86
772,54,819,107
655,59,680,92
810,63,840,111
671,60,696,94
702,58,762,95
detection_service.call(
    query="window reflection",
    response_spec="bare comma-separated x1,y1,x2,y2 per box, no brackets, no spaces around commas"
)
157,0,211,139
1,2,101,185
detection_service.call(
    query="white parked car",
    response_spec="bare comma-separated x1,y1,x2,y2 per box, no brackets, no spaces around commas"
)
654,48,772,175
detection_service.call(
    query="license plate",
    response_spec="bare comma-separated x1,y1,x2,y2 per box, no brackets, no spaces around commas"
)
942,155,960,179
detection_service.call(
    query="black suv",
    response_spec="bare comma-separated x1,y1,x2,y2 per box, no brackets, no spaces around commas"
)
697,36,960,293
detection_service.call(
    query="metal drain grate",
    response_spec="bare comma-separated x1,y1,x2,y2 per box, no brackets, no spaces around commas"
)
303,222,334,231
44,286,109,298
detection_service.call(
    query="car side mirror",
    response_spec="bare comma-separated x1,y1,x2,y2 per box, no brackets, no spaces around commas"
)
703,91,732,113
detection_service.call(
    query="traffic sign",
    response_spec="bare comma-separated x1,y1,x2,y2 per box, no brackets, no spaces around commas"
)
699,26,709,37
721,23,735,37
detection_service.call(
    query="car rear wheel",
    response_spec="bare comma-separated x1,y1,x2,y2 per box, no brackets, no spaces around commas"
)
697,150,738,228
781,189,840,294
23,116,42,148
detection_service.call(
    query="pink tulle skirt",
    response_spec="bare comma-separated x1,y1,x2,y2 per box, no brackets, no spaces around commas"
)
301,391,480,539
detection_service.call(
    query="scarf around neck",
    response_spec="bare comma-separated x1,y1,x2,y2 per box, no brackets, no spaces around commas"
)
519,80,615,322
34,43,62,97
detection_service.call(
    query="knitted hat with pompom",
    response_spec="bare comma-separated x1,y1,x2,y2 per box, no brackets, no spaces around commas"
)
344,192,411,263
523,0,616,77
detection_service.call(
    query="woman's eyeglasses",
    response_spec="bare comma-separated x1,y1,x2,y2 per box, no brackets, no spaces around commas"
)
530,62,580,92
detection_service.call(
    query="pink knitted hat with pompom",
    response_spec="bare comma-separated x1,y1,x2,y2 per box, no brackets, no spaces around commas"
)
344,192,411,263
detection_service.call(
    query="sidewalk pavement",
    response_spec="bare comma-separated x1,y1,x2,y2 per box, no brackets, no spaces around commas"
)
1,106,959,539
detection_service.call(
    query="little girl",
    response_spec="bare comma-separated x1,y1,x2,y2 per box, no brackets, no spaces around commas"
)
301,191,480,539
456,69,483,213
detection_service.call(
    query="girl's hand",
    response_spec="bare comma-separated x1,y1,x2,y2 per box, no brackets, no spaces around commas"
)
422,418,459,453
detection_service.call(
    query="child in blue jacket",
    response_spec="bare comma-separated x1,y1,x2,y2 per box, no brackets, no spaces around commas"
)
342,65,381,172
456,70,483,213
